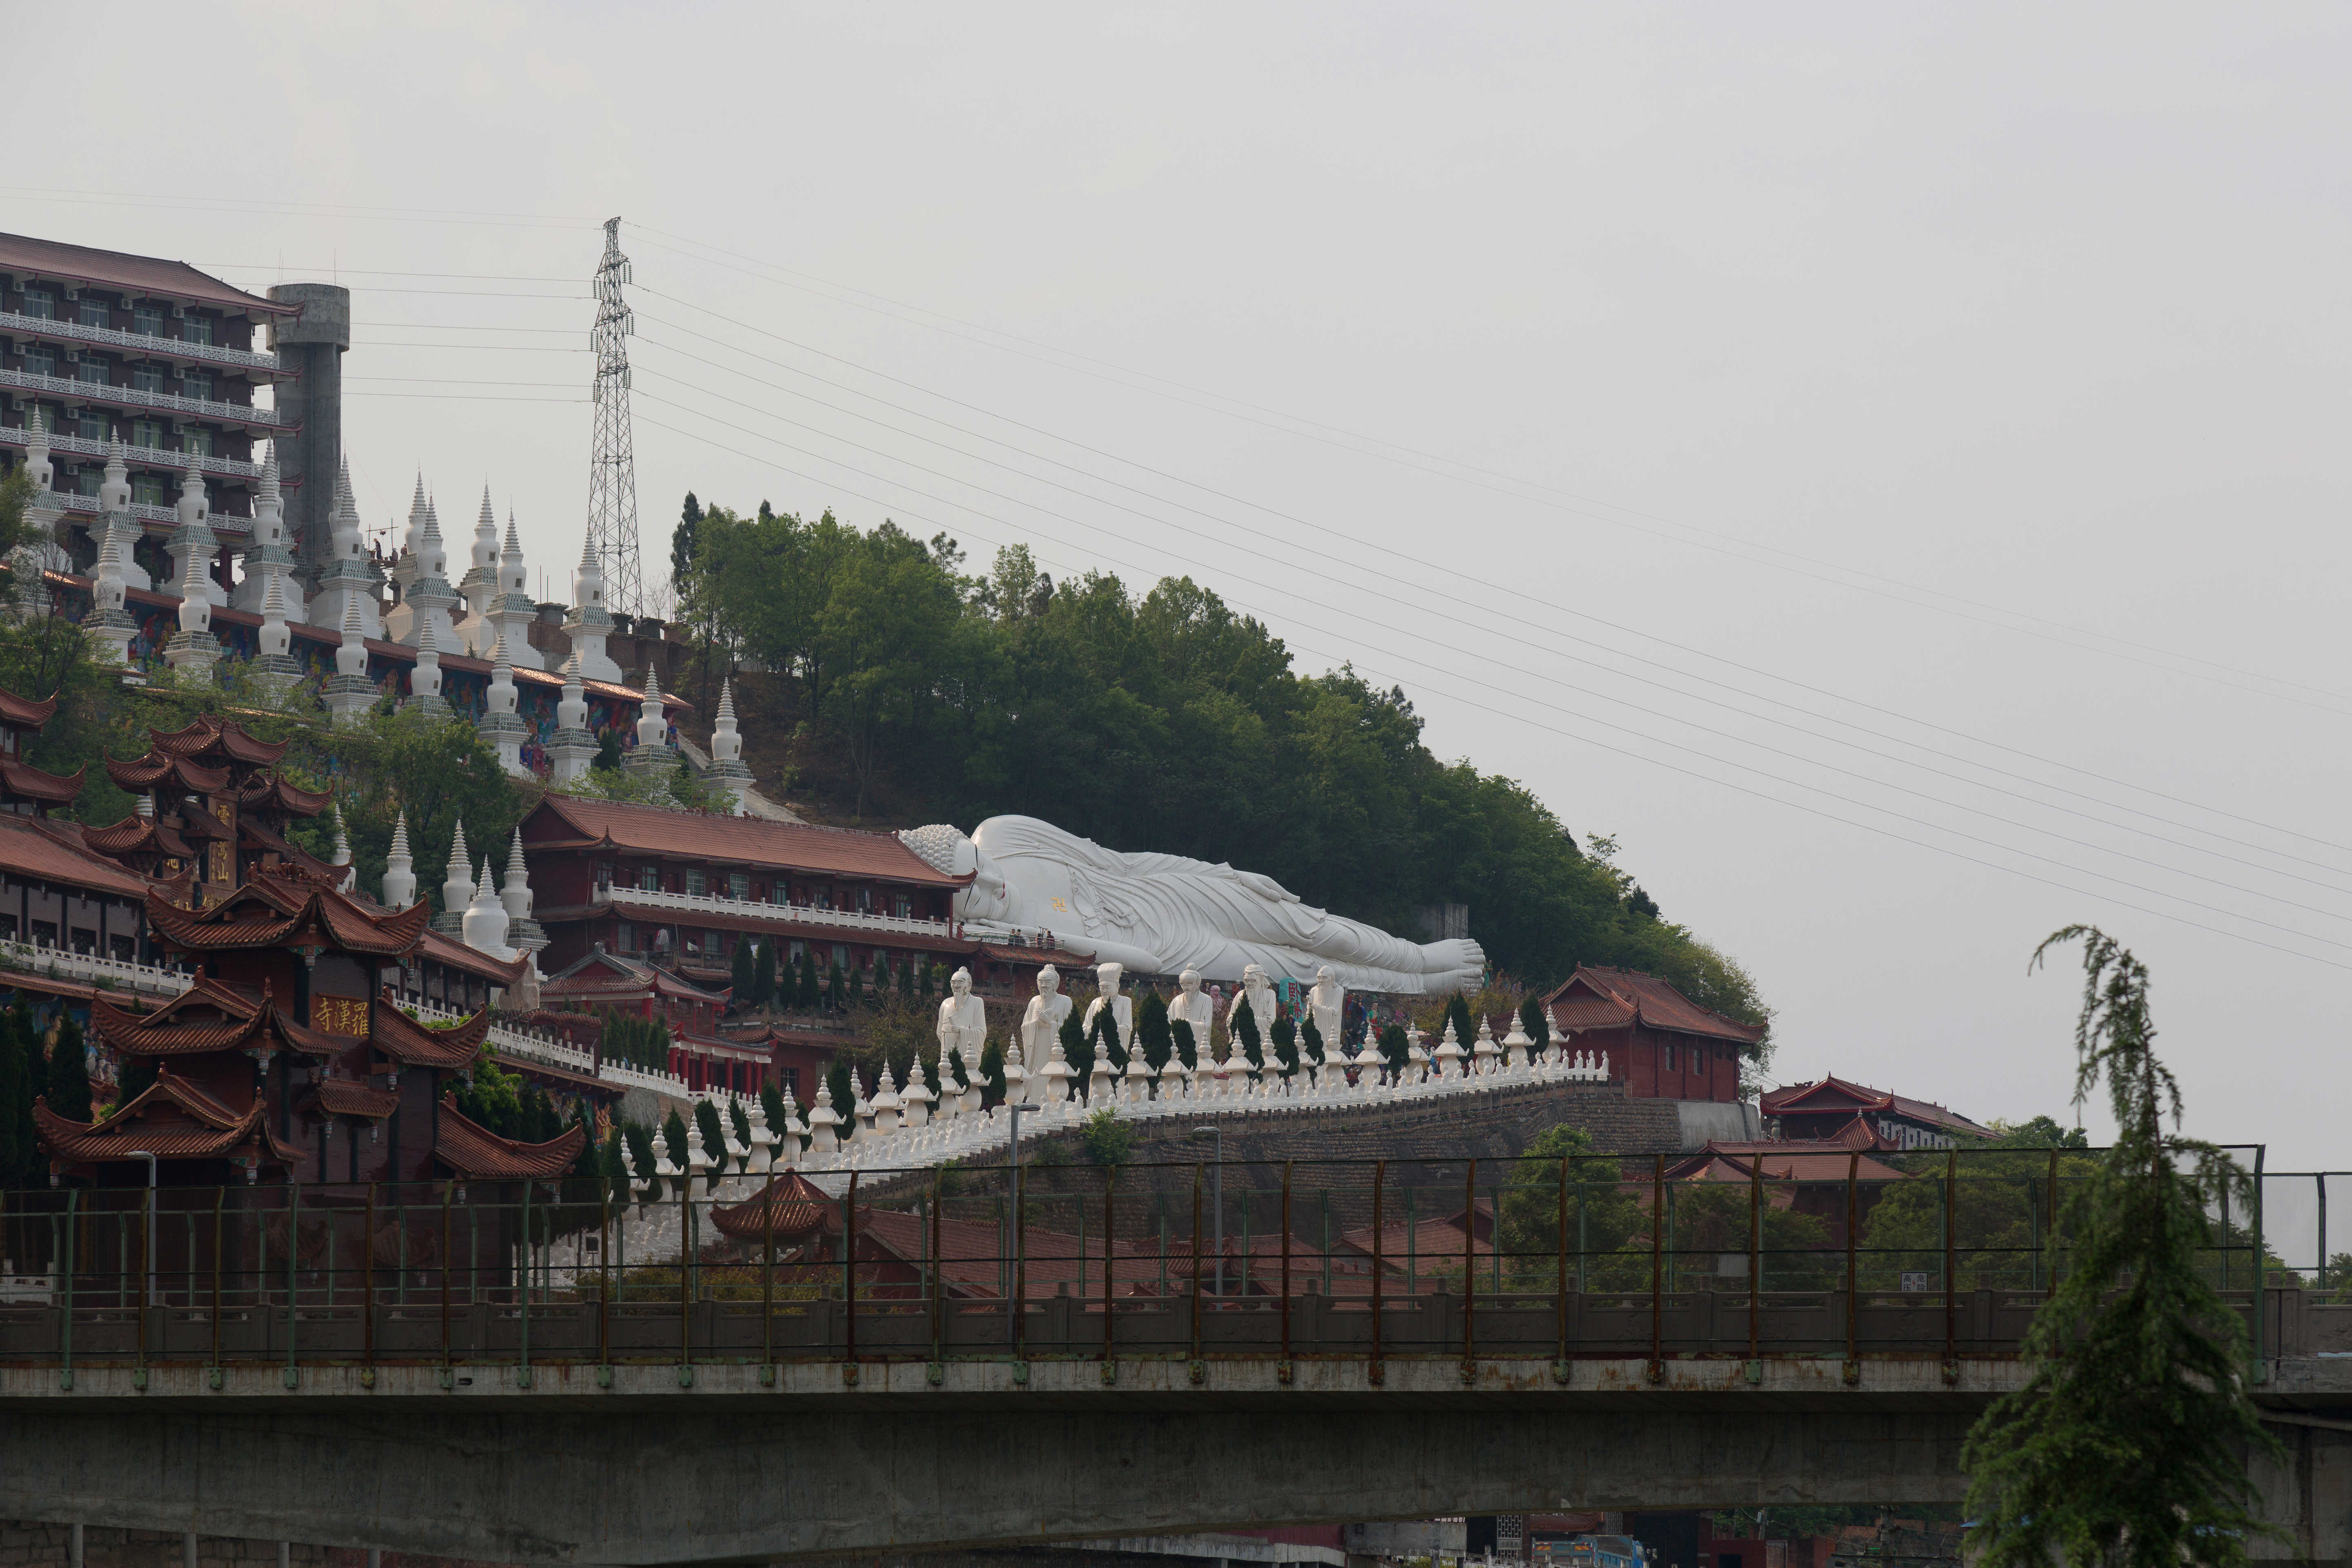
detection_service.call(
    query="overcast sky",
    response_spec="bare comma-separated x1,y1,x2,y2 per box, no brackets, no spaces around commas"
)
17,4,2350,1178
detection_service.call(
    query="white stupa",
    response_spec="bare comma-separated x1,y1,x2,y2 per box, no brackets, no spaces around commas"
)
307,456,383,639
564,534,623,682
382,810,418,909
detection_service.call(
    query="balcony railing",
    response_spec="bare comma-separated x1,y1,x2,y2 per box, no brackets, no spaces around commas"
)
596,882,957,940
0,366,293,432
0,309,280,373
0,422,264,481
0,940,194,997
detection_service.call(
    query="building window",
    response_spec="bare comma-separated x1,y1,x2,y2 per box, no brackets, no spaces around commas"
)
729,872,749,901
893,892,912,919
77,411,107,441
22,345,56,377
19,289,53,320
109,934,135,961
130,419,165,450
183,316,214,347
183,428,212,458
617,921,637,953
30,920,55,947
134,306,165,337
1664,1041,1675,1071
183,371,212,400
77,299,110,329
639,864,659,892
132,474,166,506
856,887,873,913
70,927,96,954
131,365,165,394
683,869,706,897
0,915,14,941
76,360,109,385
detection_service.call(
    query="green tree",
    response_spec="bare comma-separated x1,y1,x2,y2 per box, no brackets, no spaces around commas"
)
44,1011,91,1125
592,729,622,772
1090,1009,1126,1075
1231,996,1263,1074
824,959,845,1011
730,938,755,1002
919,962,936,1000
1443,993,1475,1051
760,1079,788,1136
1270,1009,1298,1077
1962,927,2283,1568
624,1120,659,1200
825,1061,855,1130
1494,1125,1647,1290
1380,1022,1410,1074
796,947,818,1011
978,1037,1007,1107
1080,1107,1134,1167
454,1052,526,1138
1298,1013,1324,1069
753,939,777,1007
694,1098,727,1169
0,1008,33,1185
1060,1009,1093,1085
662,1107,692,1169
1170,1019,1198,1071
897,956,915,1000
1519,996,1551,1055
673,492,702,595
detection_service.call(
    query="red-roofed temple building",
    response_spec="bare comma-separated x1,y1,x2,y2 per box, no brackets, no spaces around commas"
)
519,794,975,993
45,862,574,1190
1540,966,1766,1104
1760,1076,1994,1151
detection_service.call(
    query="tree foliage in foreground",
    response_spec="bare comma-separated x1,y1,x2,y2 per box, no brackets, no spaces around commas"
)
1962,927,2282,1568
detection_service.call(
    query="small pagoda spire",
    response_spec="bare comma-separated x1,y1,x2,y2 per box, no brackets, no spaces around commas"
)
635,665,667,750
707,676,754,814
548,651,596,785
382,809,416,908
462,853,512,958
439,819,473,929
162,534,219,675
330,803,352,868
22,408,51,493
98,432,129,513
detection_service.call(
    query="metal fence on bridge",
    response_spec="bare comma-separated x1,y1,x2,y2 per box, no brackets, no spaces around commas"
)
2,1151,2348,1375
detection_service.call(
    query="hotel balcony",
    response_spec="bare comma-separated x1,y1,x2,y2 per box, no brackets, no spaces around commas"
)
0,365,294,434
0,309,283,375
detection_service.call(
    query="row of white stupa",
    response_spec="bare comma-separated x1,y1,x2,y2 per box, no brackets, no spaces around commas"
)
22,419,758,808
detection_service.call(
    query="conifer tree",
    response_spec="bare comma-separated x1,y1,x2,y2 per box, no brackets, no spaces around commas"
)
115,1048,158,1109
45,1011,91,1125
1380,1022,1410,1074
694,1098,727,1168
919,962,935,1000
753,940,777,1007
599,1126,628,1208
728,1097,753,1169
1231,996,1263,1074
1963,928,2283,1568
1060,1009,1093,1085
827,1060,856,1125
872,953,891,999
1270,1009,1298,1078
898,956,915,1000
1519,996,1551,1054
4,1009,41,1185
1171,1019,1198,1071
730,938,756,1004
797,948,819,1011
662,1108,691,1172
824,959,845,1011
624,1120,659,1200
978,1037,1007,1107
761,1078,788,1135
1444,992,1475,1051
592,728,622,772
1137,989,1173,1070
1091,1008,1125,1075
1299,1013,1324,1070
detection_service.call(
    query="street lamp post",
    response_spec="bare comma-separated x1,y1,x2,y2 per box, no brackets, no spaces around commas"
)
1005,1100,1031,1343
1188,1126,1223,1299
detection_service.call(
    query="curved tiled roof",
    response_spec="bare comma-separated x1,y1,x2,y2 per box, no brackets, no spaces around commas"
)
0,233,298,316
710,1172,837,1241
104,753,232,794
1541,966,1767,1046
0,758,82,804
303,1077,400,1120
523,795,969,886
372,996,490,1070
0,687,58,728
433,1096,585,1180
0,813,158,899
145,870,430,958
147,715,291,766
238,775,333,817
33,1067,305,1169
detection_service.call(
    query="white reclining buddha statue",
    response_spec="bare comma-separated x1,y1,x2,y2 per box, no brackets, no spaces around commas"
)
899,815,1484,996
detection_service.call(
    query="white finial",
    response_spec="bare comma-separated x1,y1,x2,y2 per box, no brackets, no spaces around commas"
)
383,810,416,908
330,804,352,868
635,665,668,751
98,433,129,512
441,820,472,919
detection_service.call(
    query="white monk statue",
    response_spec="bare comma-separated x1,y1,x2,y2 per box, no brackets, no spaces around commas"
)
1304,964,1344,1060
1169,967,1216,1069
935,966,987,1091
1081,961,1134,1060
897,816,1484,995
1018,964,1074,1102
1234,963,1278,1042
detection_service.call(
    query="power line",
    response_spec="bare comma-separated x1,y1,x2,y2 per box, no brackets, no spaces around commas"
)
617,328,2352,894
624,287,2352,859
629,407,2352,975
628,227,2352,708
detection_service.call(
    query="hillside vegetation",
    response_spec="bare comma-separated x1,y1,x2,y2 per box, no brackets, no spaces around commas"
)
674,497,1771,1040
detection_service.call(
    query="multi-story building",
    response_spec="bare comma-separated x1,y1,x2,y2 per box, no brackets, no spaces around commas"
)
0,232,302,584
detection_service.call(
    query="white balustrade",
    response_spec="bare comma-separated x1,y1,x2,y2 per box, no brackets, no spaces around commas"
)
0,423,265,481
596,882,955,940
0,366,294,430
0,310,280,372
2,940,194,997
